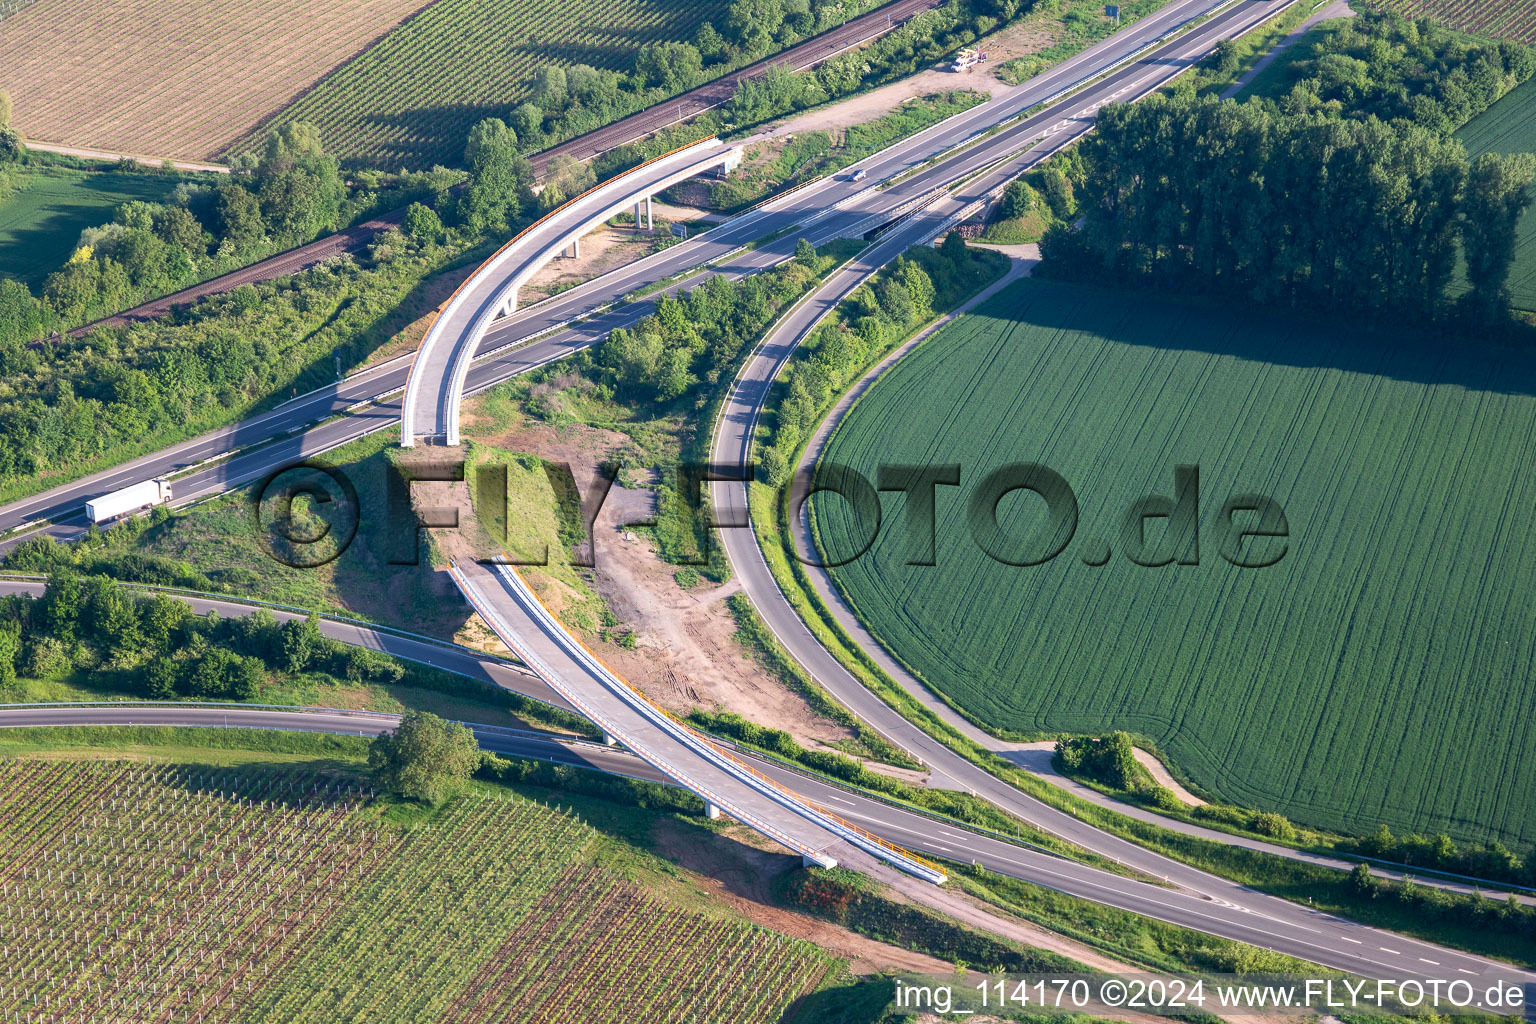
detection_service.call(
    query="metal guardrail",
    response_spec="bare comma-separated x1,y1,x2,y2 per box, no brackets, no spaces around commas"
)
491,561,946,882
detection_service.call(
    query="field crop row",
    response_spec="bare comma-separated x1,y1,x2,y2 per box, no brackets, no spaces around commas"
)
1456,77,1536,311
0,0,429,159
813,277,1536,849
0,757,831,1021
1365,0,1536,43
226,0,730,169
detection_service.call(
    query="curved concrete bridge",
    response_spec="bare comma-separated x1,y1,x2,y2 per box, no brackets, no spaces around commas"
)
401,139,743,447
450,559,947,881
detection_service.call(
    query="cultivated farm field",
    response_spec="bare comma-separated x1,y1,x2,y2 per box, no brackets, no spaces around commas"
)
813,277,1536,849
0,166,180,291
0,0,431,160
0,758,830,1022
1456,77,1536,311
1364,0,1536,43
226,0,731,169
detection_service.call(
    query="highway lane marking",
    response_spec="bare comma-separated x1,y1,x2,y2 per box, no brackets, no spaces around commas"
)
1458,969,1477,975
1340,937,1362,944
1419,958,1439,965
1380,947,1399,954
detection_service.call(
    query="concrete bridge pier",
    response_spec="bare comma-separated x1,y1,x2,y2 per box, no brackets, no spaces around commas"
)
704,801,722,820
603,732,618,747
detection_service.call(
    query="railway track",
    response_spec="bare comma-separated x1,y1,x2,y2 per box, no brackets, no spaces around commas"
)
66,0,945,338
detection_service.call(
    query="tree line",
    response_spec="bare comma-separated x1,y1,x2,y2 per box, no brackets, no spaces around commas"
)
1273,12,1535,134
1037,12,1536,327
478,0,1026,172
0,218,454,492
0,123,469,345
1040,93,1535,326
0,572,406,700
1342,822,1534,890
760,234,1006,485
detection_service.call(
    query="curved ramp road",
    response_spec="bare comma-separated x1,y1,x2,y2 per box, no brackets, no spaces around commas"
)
0,0,1259,544
0,701,1528,994
0,0,1471,974
701,215,1535,1007
388,0,1293,883
449,558,947,880
401,139,742,446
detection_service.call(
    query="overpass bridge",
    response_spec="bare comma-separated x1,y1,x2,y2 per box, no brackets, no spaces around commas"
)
449,559,947,881
401,139,742,447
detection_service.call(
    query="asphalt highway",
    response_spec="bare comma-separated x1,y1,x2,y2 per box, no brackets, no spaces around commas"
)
1,700,1528,996
0,0,1254,546
67,0,951,339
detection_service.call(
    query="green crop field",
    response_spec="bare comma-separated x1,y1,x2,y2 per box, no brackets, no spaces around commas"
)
0,758,831,1021
0,167,180,292
227,0,730,169
1457,77,1536,312
812,277,1536,849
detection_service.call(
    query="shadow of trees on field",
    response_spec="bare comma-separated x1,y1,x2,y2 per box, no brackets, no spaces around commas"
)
982,276,1536,397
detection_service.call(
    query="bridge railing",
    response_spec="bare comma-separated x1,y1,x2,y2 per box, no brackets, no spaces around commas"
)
402,137,723,446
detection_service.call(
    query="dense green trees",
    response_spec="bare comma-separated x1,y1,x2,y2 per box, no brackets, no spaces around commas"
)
760,236,1002,484
498,0,1008,173
1031,12,1536,327
0,122,454,346
592,256,819,404
1461,151,1536,323
0,571,409,702
1056,732,1143,792
1041,94,1535,325
1274,13,1535,133
458,117,532,230
369,710,481,805
0,88,20,164
0,198,462,492
1341,823,1536,889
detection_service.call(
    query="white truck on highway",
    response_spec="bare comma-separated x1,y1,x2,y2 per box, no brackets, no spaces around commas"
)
85,478,172,523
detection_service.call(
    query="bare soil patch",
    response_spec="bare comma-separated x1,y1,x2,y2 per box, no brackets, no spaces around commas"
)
455,405,856,751
519,200,713,303
651,817,953,976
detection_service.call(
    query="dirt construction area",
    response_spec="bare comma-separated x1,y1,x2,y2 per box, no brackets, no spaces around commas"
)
0,0,429,159
453,403,864,756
